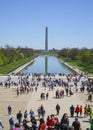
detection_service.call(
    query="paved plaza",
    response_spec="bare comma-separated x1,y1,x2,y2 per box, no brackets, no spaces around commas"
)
0,75,92,129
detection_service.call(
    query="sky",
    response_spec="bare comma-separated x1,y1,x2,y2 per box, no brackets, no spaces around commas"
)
0,0,93,50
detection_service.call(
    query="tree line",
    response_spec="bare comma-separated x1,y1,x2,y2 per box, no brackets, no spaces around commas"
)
0,46,34,66
57,48,93,65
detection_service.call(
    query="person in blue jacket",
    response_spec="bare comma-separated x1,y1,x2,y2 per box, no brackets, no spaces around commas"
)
9,117,14,130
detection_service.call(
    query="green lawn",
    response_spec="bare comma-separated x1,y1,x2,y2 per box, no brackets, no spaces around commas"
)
0,56,36,75
59,57,93,77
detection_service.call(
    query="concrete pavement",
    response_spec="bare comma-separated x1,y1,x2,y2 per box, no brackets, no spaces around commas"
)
0,75,91,129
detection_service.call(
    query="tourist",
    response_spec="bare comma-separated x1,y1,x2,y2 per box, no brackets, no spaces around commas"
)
79,105,83,117
46,115,51,130
72,117,82,130
37,107,41,119
69,87,73,96
9,117,14,130
8,105,12,115
40,93,45,100
56,89,59,98
38,118,46,130
84,104,88,117
70,105,75,117
46,114,59,130
65,87,69,96
29,109,35,122
88,93,92,102
55,104,60,115
16,111,23,125
60,113,69,130
16,86,19,96
75,105,80,117
35,86,37,92
24,110,28,120
40,105,46,119
46,92,49,100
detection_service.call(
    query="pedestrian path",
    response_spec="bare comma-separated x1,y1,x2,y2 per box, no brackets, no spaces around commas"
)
25,85,90,129
0,74,91,129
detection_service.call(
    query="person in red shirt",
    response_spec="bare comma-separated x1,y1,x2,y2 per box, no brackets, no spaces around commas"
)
79,105,83,117
54,117,59,124
39,118,46,130
46,114,59,130
46,116,52,130
47,115,55,130
75,105,80,117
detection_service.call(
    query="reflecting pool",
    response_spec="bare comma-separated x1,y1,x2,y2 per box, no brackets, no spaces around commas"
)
20,56,75,74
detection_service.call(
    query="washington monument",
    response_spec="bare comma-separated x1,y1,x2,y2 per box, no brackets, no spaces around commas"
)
45,26,48,51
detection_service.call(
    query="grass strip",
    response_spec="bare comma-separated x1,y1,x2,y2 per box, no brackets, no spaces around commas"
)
0,56,36,75
59,57,93,77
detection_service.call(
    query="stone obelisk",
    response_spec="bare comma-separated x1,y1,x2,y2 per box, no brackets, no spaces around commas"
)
45,26,48,51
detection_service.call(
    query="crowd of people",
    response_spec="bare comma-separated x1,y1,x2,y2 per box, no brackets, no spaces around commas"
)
6,102,93,130
0,73,93,130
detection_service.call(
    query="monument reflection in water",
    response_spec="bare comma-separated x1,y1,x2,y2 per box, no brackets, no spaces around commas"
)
20,56,75,74
45,56,48,74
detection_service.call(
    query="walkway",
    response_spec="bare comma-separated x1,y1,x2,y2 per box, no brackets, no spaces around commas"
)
0,75,91,129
